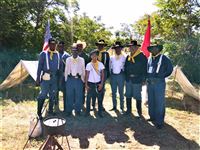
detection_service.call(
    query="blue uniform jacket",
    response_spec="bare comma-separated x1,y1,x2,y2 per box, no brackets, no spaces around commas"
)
147,54,173,79
125,53,147,84
37,51,62,81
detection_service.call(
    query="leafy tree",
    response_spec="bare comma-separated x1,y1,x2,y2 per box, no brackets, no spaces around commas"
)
133,0,200,83
72,14,112,51
0,0,79,52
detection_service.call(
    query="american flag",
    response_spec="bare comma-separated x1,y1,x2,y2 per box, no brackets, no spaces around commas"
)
42,20,52,51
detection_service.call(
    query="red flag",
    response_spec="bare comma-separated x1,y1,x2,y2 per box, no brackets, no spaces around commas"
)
42,20,52,51
141,17,151,58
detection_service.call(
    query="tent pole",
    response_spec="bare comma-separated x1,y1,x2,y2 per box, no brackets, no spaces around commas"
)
20,61,23,99
172,66,178,98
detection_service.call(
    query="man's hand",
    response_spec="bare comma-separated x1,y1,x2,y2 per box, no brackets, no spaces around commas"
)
98,84,103,92
36,79,40,86
85,84,90,92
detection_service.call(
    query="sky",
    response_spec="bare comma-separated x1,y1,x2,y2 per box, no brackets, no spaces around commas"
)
78,0,158,31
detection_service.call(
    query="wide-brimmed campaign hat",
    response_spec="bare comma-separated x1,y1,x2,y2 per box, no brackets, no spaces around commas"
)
95,39,107,46
89,49,99,57
112,41,124,49
58,41,65,45
75,40,87,49
147,44,163,52
48,38,57,44
71,43,78,51
126,40,141,47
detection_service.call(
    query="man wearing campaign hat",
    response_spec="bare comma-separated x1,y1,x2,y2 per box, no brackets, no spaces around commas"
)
76,40,90,66
64,45,85,116
109,41,126,113
146,44,173,129
75,40,90,105
56,41,70,112
124,40,147,118
36,38,62,120
95,39,110,111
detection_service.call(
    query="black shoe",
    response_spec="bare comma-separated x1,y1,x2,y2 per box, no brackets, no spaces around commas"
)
76,112,81,116
124,111,131,115
102,107,106,111
155,124,163,129
147,118,154,122
90,107,96,111
135,114,143,119
109,107,116,111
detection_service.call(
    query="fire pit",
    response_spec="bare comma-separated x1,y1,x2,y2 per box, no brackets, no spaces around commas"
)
43,116,66,136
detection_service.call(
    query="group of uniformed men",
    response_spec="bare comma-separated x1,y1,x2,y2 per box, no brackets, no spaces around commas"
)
36,38,173,129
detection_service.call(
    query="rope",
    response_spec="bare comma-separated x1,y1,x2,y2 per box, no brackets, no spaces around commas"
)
23,101,49,150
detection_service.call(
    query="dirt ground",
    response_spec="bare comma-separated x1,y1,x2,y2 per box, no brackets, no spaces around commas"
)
0,84,200,150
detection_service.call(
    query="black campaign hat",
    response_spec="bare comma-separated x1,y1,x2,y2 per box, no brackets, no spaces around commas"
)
95,39,107,46
58,41,65,45
48,38,56,44
126,40,141,47
112,41,124,49
147,44,163,52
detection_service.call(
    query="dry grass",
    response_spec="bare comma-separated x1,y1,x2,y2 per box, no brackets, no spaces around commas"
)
0,83,200,150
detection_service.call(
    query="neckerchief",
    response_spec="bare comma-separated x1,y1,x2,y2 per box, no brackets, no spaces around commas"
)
128,49,141,63
98,49,106,62
72,57,78,63
48,49,57,60
92,60,100,75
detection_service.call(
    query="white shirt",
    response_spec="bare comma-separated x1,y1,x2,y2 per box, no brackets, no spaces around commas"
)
109,54,126,74
65,56,85,82
86,62,105,83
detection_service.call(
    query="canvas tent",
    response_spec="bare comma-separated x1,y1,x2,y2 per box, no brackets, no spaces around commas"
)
0,60,199,101
171,66,200,101
0,60,38,90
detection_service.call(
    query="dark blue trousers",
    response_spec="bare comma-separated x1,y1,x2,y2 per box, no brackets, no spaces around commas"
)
110,73,125,110
65,77,83,113
56,77,66,105
147,79,166,126
37,76,58,117
86,82,103,114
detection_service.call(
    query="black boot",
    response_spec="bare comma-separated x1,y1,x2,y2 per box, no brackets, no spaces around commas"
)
37,98,45,119
48,98,54,115
136,100,142,117
125,98,132,115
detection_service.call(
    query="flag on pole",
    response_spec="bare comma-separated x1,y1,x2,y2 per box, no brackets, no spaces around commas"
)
42,20,52,51
141,17,151,58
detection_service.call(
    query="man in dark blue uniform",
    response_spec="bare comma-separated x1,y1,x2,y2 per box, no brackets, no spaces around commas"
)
36,38,62,120
56,41,70,112
124,40,147,117
96,39,110,111
147,44,173,129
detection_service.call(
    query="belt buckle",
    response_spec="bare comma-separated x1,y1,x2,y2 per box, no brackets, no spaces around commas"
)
75,76,78,79
130,74,135,77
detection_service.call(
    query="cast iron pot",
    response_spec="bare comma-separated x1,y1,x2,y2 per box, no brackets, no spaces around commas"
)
43,116,66,136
